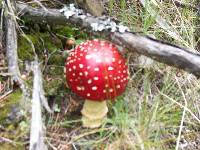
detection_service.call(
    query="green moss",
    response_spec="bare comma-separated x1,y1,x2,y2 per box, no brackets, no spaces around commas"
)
53,25,88,39
0,90,22,124
48,54,65,66
18,35,35,61
18,33,62,62
0,91,28,150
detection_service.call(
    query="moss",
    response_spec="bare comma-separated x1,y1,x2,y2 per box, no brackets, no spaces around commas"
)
18,36,34,61
17,24,89,68
0,90,22,124
18,32,62,62
0,91,27,150
53,25,88,39
48,54,65,66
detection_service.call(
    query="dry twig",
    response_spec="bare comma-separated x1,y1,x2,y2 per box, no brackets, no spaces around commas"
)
29,60,48,150
5,0,26,90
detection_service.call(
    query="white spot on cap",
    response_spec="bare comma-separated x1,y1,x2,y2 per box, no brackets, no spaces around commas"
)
79,64,84,68
100,43,105,46
87,93,91,97
73,73,75,76
114,77,117,80
87,66,91,69
94,67,99,71
89,43,93,46
77,86,85,91
69,68,72,72
69,79,73,82
73,66,76,69
116,85,120,88
86,55,92,59
112,58,116,62
104,76,108,80
77,86,82,91
118,71,121,73
79,72,83,76
94,77,99,80
103,90,106,93
109,89,113,92
94,48,98,51
118,60,122,64
123,70,126,73
88,79,92,84
92,86,97,90
108,66,114,71
84,71,88,76
105,84,109,87
109,75,112,78
80,53,83,56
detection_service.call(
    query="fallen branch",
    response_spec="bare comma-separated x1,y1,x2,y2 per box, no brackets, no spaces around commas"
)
29,60,48,150
5,0,25,87
16,3,200,77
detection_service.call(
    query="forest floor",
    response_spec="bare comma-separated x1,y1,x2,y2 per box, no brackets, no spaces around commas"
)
0,0,200,150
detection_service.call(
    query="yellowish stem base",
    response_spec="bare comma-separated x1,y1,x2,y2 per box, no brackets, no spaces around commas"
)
81,100,108,128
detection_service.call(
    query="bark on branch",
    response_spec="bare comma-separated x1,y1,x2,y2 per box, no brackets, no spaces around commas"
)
16,3,200,77
5,1,26,91
29,61,48,150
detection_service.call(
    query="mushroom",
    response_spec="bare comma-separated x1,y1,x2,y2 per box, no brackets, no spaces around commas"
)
65,39,128,128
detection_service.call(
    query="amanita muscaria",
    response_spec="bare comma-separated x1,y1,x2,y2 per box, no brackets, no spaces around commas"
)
65,39,128,128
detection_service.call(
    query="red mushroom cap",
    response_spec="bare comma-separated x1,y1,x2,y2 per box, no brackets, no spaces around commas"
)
65,39,128,101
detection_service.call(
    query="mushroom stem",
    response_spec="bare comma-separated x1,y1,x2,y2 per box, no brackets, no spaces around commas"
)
81,100,108,128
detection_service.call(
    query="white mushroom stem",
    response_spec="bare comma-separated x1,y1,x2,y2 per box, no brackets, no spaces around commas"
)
81,100,108,128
